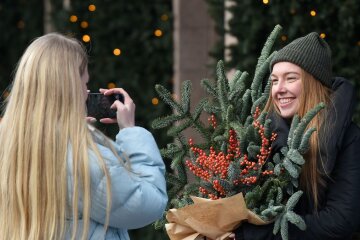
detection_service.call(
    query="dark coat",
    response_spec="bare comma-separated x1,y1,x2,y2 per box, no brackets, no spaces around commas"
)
236,77,360,240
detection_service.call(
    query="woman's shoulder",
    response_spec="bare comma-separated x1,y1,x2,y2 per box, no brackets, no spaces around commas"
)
341,122,360,148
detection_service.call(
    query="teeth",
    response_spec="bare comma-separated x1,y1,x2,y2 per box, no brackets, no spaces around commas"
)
279,98,293,104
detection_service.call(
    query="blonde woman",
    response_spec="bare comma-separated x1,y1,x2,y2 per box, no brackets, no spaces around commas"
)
235,33,360,239
0,33,167,239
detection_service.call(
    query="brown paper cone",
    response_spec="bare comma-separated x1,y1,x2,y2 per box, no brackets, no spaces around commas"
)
165,193,269,240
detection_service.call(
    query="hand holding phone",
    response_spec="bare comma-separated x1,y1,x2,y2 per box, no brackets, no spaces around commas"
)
97,88,135,128
86,93,124,119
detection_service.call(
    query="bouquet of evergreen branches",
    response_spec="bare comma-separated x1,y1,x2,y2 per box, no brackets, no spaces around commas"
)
152,25,324,240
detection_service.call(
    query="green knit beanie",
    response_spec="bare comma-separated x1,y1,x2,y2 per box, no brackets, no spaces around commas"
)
270,32,333,88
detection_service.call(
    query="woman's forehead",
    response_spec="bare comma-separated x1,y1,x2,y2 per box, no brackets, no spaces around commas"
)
272,62,302,75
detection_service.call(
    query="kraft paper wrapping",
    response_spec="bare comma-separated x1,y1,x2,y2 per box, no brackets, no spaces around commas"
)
165,193,268,240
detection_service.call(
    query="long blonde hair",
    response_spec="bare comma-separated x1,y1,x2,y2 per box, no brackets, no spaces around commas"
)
265,70,332,209
0,33,113,239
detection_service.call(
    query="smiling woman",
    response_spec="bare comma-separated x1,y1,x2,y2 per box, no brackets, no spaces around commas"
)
270,62,303,119
235,32,360,240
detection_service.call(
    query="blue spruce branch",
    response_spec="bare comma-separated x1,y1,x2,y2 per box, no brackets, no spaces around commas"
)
255,24,283,73
181,80,192,113
155,84,184,114
201,78,218,98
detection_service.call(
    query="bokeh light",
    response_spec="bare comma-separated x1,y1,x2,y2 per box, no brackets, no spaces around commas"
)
69,15,78,22
154,29,163,37
107,82,116,89
17,20,25,29
82,34,91,42
152,98,159,105
113,48,121,56
88,4,96,12
80,21,89,28
161,14,168,21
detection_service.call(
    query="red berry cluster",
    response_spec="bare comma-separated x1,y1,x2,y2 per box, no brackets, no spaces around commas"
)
208,114,217,129
240,154,259,184
186,130,240,182
253,119,277,166
185,130,241,199
213,179,226,196
238,111,277,185
253,106,261,120
199,186,220,200
185,108,277,199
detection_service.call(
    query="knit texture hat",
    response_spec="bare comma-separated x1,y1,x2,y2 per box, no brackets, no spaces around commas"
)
270,32,333,88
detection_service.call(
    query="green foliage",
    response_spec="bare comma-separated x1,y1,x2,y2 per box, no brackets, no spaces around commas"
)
276,104,324,184
154,24,325,239
153,26,283,229
273,191,306,237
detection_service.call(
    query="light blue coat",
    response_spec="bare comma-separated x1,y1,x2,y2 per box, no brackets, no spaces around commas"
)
66,126,168,239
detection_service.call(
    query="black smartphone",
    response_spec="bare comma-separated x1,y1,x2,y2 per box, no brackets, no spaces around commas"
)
86,93,124,119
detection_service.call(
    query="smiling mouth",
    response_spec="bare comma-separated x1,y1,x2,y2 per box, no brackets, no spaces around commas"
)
278,98,295,105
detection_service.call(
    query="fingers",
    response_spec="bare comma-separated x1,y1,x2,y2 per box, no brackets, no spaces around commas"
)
86,117,97,123
97,88,135,128
110,100,126,112
99,88,133,105
99,118,117,124
99,88,107,94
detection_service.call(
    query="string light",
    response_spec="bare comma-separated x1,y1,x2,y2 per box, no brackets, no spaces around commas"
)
357,41,360,46
82,34,91,43
160,14,168,21
154,29,163,37
320,33,326,39
152,98,159,105
80,21,89,29
107,82,116,89
281,35,287,41
69,15,78,22
290,9,296,15
113,48,121,56
263,0,269,4
310,10,317,16
88,4,96,12
17,20,25,29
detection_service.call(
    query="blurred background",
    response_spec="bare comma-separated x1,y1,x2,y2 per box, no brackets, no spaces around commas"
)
0,0,359,239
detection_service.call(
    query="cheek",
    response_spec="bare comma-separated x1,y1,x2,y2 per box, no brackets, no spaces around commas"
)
292,83,302,98
271,86,278,102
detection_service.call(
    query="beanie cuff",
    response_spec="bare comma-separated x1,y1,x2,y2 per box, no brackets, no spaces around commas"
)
270,32,333,88
271,48,332,88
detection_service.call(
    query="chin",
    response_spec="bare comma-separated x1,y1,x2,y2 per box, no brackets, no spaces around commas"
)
279,111,296,119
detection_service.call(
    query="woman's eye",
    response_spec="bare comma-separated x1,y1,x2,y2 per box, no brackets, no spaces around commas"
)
271,79,278,84
287,77,297,82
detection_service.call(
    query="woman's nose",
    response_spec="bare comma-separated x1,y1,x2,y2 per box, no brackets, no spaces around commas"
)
273,81,286,93
275,80,286,93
